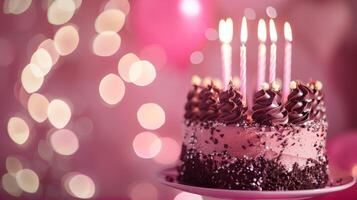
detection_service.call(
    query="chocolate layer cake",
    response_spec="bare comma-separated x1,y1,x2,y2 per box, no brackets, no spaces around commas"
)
177,80,329,190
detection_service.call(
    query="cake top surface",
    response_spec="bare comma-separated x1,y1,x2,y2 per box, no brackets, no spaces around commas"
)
184,80,326,127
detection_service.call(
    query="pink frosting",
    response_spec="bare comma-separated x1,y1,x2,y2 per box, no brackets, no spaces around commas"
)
184,123,327,169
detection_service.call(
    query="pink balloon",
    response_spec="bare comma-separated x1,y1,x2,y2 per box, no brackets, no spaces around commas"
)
130,0,212,66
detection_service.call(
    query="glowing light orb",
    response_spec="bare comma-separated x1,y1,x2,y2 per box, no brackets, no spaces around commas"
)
38,140,53,161
30,48,52,77
2,173,22,197
47,99,71,129
137,103,165,130
205,28,218,41
129,60,156,86
180,0,200,17
118,53,139,82
21,64,44,93
7,117,30,145
47,0,76,25
190,51,204,64
54,25,79,56
3,0,32,15
6,156,23,176
140,44,167,70
244,8,256,20
174,192,203,200
0,38,14,67
27,93,49,123
39,39,60,65
50,129,79,156
66,174,96,199
105,0,130,15
133,132,162,159
15,169,39,193
266,6,277,18
154,137,180,165
130,182,158,200
99,73,125,105
92,32,121,57
95,9,125,33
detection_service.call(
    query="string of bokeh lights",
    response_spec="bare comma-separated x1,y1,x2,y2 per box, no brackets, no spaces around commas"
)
2,0,282,199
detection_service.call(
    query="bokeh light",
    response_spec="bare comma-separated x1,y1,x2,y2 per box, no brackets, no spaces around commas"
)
204,28,218,41
137,103,165,130
21,64,44,93
244,8,256,20
92,32,121,57
174,192,203,200
2,173,22,197
73,117,94,138
38,140,53,161
266,6,277,18
47,99,72,129
129,60,156,86
104,0,130,15
65,173,96,199
99,73,125,105
180,0,200,17
190,51,204,64
15,169,39,193
38,39,60,65
132,132,162,159
6,156,23,176
154,137,180,165
95,9,125,33
47,0,76,25
54,25,79,56
0,38,15,67
129,182,158,200
50,129,79,155
140,44,167,70
27,93,49,123
3,0,32,15
7,117,30,145
118,53,140,82
30,48,53,77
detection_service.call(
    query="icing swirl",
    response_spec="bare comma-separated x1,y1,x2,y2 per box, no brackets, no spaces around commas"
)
309,82,326,121
252,89,288,126
184,85,201,121
285,83,314,124
198,84,220,121
217,86,247,125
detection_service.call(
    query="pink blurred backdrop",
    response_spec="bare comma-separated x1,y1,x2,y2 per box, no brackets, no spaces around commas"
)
1,0,357,199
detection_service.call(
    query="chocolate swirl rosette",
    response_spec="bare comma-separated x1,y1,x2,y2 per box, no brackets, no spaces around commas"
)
285,81,314,125
217,85,247,125
198,84,220,121
309,81,326,121
252,85,288,126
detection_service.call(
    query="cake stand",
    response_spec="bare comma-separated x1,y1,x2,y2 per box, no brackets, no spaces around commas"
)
158,167,356,200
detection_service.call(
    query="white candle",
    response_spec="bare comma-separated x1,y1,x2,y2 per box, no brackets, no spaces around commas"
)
240,17,248,103
219,18,233,90
283,22,292,101
257,19,267,90
269,19,277,84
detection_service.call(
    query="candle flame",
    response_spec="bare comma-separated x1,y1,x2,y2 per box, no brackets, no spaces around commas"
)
240,17,248,43
269,19,277,42
219,18,233,43
257,19,267,42
284,22,292,42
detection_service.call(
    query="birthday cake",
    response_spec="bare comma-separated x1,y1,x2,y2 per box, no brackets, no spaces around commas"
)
177,79,329,190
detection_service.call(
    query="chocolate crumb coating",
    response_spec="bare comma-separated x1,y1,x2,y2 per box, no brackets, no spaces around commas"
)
198,84,220,121
252,89,288,126
309,82,326,121
184,85,201,122
217,85,247,125
178,146,329,190
286,83,314,124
